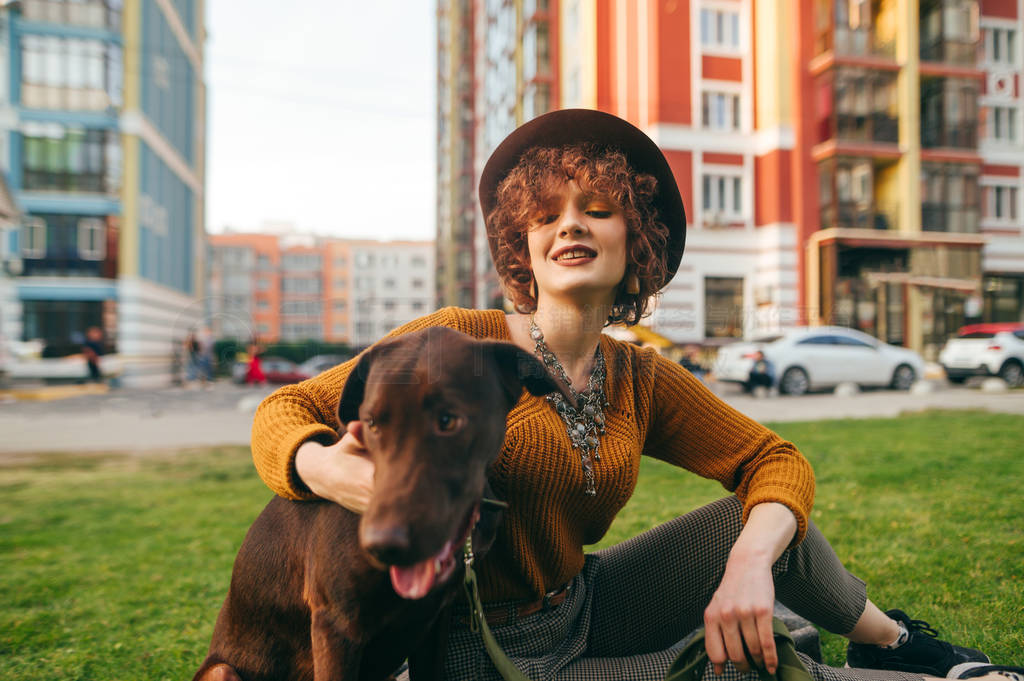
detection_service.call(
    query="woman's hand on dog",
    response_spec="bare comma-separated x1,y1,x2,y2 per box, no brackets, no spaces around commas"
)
296,422,375,513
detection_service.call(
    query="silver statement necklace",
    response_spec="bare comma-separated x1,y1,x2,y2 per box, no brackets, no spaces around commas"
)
529,314,608,496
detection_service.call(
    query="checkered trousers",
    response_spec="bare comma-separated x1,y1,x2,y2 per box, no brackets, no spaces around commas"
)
400,496,926,681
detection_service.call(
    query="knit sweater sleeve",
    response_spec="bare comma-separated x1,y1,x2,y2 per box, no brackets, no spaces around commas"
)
642,350,816,543
250,307,468,499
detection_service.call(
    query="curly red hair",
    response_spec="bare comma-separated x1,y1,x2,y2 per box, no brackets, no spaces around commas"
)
486,144,670,325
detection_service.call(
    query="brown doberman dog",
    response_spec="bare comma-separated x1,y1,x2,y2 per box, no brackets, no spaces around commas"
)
193,327,566,681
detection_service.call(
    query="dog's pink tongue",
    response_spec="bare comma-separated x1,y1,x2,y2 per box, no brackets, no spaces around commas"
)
390,559,437,600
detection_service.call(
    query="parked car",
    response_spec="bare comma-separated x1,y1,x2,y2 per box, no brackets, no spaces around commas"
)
714,327,925,395
298,354,349,378
938,322,1024,387
258,356,310,384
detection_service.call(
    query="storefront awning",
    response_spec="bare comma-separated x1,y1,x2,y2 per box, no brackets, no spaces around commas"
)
864,272,980,292
605,324,675,348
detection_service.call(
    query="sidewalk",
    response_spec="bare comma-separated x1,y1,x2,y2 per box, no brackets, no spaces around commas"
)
1,380,1022,457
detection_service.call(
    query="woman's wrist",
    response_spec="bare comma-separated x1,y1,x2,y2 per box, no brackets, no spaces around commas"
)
295,439,327,495
729,502,798,567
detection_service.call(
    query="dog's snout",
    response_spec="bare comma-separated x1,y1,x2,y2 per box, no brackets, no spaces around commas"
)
361,524,412,564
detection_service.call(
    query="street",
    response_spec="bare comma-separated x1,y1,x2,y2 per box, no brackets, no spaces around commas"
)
2,378,1023,458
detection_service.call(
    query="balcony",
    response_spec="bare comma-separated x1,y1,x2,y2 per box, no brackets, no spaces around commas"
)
921,203,979,233
920,76,980,150
22,255,107,277
23,170,110,194
20,0,121,30
816,67,899,146
813,0,899,61
822,112,899,144
919,37,977,66
821,201,898,231
921,122,977,149
832,26,896,59
919,0,979,67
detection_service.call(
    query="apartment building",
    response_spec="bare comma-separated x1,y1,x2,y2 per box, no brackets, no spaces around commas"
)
437,0,560,310
0,0,207,385
440,0,1024,356
207,233,435,348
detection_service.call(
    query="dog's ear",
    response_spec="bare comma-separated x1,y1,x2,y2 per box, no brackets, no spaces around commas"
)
337,346,380,425
482,341,576,409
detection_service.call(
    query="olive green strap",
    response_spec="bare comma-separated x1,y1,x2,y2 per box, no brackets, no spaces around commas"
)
665,617,813,681
463,537,533,681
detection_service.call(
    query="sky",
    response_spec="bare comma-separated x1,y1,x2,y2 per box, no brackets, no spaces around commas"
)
205,1,436,242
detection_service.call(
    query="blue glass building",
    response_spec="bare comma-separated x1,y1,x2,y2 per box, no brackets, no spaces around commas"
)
2,0,205,385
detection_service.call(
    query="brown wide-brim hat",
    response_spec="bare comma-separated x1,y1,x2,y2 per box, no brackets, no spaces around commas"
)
479,108,687,288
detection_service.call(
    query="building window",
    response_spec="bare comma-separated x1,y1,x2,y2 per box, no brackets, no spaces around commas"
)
20,0,123,31
20,34,123,110
985,106,1018,142
281,300,321,316
281,277,321,294
412,300,425,311
334,256,347,268
383,299,395,311
22,217,47,258
411,278,425,289
334,278,346,289
984,27,1017,65
983,185,1019,221
77,218,105,260
701,91,741,131
701,173,744,220
700,7,740,50
383,278,395,289
281,253,321,271
21,123,120,193
920,163,980,233
411,255,426,267
920,77,979,149
704,277,744,338
256,299,269,310
334,300,346,311
256,254,272,270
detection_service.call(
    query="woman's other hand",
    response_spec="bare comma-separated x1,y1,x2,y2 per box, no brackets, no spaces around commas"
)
703,501,797,675
295,421,374,513
703,555,778,674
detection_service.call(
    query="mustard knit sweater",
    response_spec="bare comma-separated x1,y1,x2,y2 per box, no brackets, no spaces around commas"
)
251,307,815,603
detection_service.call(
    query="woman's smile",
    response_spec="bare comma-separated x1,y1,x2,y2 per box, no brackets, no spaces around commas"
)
527,180,627,305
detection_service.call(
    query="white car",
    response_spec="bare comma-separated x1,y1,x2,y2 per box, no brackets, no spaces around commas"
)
938,323,1024,388
714,327,925,396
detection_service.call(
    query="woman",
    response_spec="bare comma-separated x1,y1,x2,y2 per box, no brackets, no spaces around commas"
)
244,338,266,386
250,110,1011,681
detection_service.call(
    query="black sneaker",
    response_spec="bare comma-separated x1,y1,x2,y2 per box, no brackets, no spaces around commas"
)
845,609,990,676
949,663,1024,681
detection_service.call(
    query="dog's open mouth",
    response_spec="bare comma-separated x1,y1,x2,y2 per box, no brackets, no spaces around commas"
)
389,503,480,600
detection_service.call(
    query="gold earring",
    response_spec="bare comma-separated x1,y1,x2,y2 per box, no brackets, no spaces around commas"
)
625,271,640,295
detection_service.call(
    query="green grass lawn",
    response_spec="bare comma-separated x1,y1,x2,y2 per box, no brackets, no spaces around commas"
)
1,411,1022,680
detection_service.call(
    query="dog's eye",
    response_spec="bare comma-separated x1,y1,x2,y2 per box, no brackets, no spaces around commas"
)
437,412,459,433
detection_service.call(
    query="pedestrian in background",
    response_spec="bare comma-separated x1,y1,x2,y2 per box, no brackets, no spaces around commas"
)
197,326,215,389
184,331,201,388
244,338,266,386
81,326,105,383
744,349,775,397
679,343,706,383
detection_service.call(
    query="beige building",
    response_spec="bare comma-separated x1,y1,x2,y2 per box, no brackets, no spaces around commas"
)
207,232,434,347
